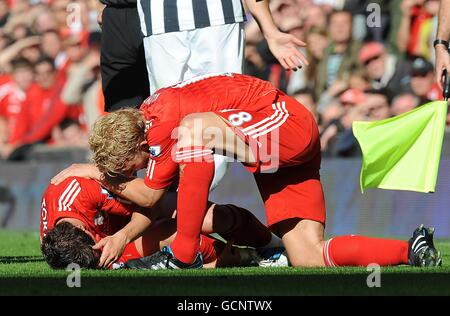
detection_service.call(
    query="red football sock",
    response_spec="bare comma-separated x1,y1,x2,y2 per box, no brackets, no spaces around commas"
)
323,235,409,267
199,235,218,264
213,204,271,248
170,146,214,264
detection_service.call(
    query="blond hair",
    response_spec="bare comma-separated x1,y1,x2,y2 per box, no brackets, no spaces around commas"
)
89,108,146,176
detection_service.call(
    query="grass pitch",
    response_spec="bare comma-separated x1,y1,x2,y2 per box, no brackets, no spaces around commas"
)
1,230,450,296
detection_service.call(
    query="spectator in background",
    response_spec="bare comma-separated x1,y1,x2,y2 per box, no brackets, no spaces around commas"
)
397,0,440,61
20,56,81,147
50,118,88,149
321,89,391,157
0,32,11,52
60,32,89,75
410,56,442,102
0,58,33,159
0,0,10,28
32,8,58,34
315,10,362,100
0,35,40,73
359,41,411,96
302,4,327,32
40,30,65,68
62,31,103,131
391,92,421,115
348,68,371,91
50,0,73,34
20,37,41,64
0,0,97,160
361,90,392,121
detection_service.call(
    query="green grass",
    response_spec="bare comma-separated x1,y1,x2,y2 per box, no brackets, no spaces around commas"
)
1,230,450,296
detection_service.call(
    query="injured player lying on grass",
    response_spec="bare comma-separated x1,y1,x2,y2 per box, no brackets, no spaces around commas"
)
52,73,442,270
40,176,287,269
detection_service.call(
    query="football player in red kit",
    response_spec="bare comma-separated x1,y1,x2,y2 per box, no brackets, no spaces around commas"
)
40,176,218,269
53,73,441,269
42,175,286,269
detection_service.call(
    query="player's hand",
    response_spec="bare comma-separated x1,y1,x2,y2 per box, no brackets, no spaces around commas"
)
93,232,128,269
435,45,450,90
51,163,102,186
265,31,309,71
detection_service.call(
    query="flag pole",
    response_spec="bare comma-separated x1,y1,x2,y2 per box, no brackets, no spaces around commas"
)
444,69,450,102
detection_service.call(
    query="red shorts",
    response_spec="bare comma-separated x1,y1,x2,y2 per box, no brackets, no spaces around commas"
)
216,94,326,227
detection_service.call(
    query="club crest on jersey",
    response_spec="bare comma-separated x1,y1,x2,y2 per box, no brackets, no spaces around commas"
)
149,145,161,158
101,188,114,199
145,93,159,105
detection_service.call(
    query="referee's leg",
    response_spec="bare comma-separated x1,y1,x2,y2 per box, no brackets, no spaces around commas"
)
101,6,150,112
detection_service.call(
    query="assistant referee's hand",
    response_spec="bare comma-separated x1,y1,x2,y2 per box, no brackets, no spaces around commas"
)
435,45,450,90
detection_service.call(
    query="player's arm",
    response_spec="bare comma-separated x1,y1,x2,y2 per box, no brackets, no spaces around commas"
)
51,163,166,208
244,0,308,70
101,177,167,209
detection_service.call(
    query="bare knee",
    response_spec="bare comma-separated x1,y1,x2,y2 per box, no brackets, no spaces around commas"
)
275,218,326,268
178,114,203,147
287,240,324,268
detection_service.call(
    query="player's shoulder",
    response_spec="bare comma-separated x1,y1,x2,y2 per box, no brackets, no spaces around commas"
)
140,88,176,117
48,177,100,193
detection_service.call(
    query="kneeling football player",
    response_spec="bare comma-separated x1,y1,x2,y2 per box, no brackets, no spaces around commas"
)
52,73,442,269
41,176,287,269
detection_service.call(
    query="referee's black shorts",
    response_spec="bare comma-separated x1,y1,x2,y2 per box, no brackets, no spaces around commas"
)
101,5,150,112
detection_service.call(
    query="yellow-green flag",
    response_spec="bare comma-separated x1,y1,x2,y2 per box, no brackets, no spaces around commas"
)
352,101,448,193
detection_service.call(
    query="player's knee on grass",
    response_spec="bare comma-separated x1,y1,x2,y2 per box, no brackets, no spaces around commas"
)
275,218,325,268
41,222,100,269
287,240,324,268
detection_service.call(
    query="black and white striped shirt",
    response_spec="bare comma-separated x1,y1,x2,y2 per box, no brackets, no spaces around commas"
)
137,0,246,36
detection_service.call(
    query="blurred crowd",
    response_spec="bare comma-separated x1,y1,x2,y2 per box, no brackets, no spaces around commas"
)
0,0,448,161
0,0,103,161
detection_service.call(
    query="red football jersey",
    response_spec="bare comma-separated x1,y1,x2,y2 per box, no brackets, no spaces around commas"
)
140,73,285,189
0,82,28,144
40,177,135,242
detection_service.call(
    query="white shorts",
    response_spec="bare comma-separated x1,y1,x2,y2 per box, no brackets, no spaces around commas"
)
142,22,245,94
